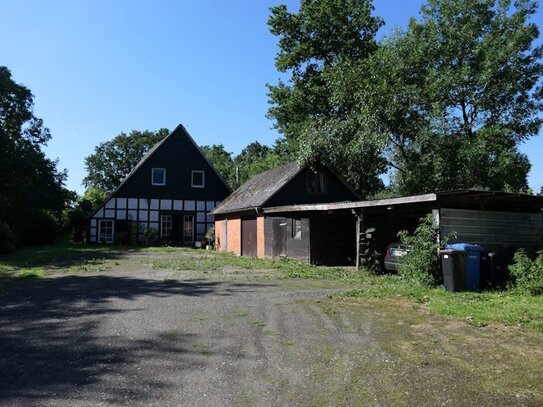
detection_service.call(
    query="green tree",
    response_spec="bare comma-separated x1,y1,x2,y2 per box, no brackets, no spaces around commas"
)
0,66,72,246
267,0,385,196
83,129,169,192
348,0,542,194
234,141,285,185
200,144,236,188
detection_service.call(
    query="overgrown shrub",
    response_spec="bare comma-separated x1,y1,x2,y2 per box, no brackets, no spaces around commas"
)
397,214,441,287
360,227,381,273
508,249,543,295
0,221,18,254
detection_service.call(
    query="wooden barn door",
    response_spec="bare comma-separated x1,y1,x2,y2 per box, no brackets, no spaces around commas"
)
242,217,257,257
272,218,287,258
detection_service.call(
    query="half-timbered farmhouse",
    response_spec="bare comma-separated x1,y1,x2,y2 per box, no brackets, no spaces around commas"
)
89,124,231,245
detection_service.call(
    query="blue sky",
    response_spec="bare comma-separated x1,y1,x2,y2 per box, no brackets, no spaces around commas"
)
1,0,542,194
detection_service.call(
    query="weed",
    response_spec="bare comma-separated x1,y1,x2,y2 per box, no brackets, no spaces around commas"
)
192,342,209,354
251,320,266,327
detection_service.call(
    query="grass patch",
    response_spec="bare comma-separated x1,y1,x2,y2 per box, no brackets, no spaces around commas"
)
339,280,543,332
251,320,266,327
235,311,249,317
191,342,210,354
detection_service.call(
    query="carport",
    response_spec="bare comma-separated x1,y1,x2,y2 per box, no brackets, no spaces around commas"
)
263,191,543,268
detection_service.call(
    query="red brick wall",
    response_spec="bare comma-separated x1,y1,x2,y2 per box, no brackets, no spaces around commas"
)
257,215,265,258
214,220,223,251
226,218,241,256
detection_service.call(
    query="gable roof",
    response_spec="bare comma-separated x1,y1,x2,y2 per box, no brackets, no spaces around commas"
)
211,162,302,215
110,124,231,196
89,124,231,217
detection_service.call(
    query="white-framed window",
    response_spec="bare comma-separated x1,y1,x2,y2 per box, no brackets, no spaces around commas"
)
191,170,205,188
161,214,172,238
152,168,166,186
307,171,326,194
98,219,114,244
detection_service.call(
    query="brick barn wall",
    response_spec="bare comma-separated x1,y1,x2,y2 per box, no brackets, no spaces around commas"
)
214,220,223,251
226,218,241,256
257,215,265,258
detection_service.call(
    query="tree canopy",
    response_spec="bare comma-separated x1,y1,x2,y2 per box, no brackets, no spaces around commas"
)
268,0,543,196
0,66,72,248
83,129,170,193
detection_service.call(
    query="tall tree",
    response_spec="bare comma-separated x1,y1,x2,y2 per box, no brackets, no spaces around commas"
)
83,129,169,193
267,0,385,196
0,66,71,247
386,0,543,193
301,0,542,195
234,141,285,185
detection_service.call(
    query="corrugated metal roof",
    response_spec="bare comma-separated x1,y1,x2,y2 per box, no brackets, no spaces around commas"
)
211,162,301,215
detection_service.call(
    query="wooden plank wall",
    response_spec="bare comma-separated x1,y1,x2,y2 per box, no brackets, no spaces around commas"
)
440,208,543,251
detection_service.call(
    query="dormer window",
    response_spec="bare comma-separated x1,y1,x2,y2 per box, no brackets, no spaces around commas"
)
307,171,326,194
192,170,205,188
152,168,166,185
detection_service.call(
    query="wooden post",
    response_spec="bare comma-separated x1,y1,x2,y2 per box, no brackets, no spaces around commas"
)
355,213,360,270
354,210,364,270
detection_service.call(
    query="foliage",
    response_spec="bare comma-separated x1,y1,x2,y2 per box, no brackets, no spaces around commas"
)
200,144,236,188
267,0,385,196
205,226,215,246
63,199,93,242
83,128,170,192
0,66,72,246
0,221,18,254
397,214,442,287
81,187,108,210
508,248,543,295
269,0,543,196
201,140,288,189
359,227,381,272
336,0,541,194
234,141,286,186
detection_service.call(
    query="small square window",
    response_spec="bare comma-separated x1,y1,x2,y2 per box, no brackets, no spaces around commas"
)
152,168,166,186
307,171,326,194
292,218,302,240
192,170,205,188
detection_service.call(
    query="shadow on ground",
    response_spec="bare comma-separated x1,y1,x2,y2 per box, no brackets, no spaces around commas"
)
0,275,268,403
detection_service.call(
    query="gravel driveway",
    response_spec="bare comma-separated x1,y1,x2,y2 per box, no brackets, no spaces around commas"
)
0,262,540,406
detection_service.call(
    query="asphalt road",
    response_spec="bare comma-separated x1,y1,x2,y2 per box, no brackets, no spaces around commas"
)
0,266,538,406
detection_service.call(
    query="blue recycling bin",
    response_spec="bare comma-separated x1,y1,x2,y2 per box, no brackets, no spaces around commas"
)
445,243,485,290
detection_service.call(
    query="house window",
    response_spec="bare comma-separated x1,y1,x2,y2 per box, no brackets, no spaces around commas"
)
191,170,205,188
292,218,302,240
98,219,114,244
160,215,172,238
307,171,326,194
152,168,166,185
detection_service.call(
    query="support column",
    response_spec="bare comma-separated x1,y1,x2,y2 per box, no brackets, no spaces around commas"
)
354,209,365,270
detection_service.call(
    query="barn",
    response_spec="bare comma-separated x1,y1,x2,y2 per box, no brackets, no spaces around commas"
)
210,162,359,263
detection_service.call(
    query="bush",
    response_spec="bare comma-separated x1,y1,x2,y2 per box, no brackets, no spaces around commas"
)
0,221,18,254
397,214,441,287
508,249,543,295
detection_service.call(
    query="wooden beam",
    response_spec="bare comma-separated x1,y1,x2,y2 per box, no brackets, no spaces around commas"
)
355,210,365,270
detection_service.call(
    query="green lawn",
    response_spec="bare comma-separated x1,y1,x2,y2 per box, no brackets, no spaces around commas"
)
2,240,542,332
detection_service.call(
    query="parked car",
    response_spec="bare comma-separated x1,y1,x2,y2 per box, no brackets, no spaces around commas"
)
384,242,411,271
